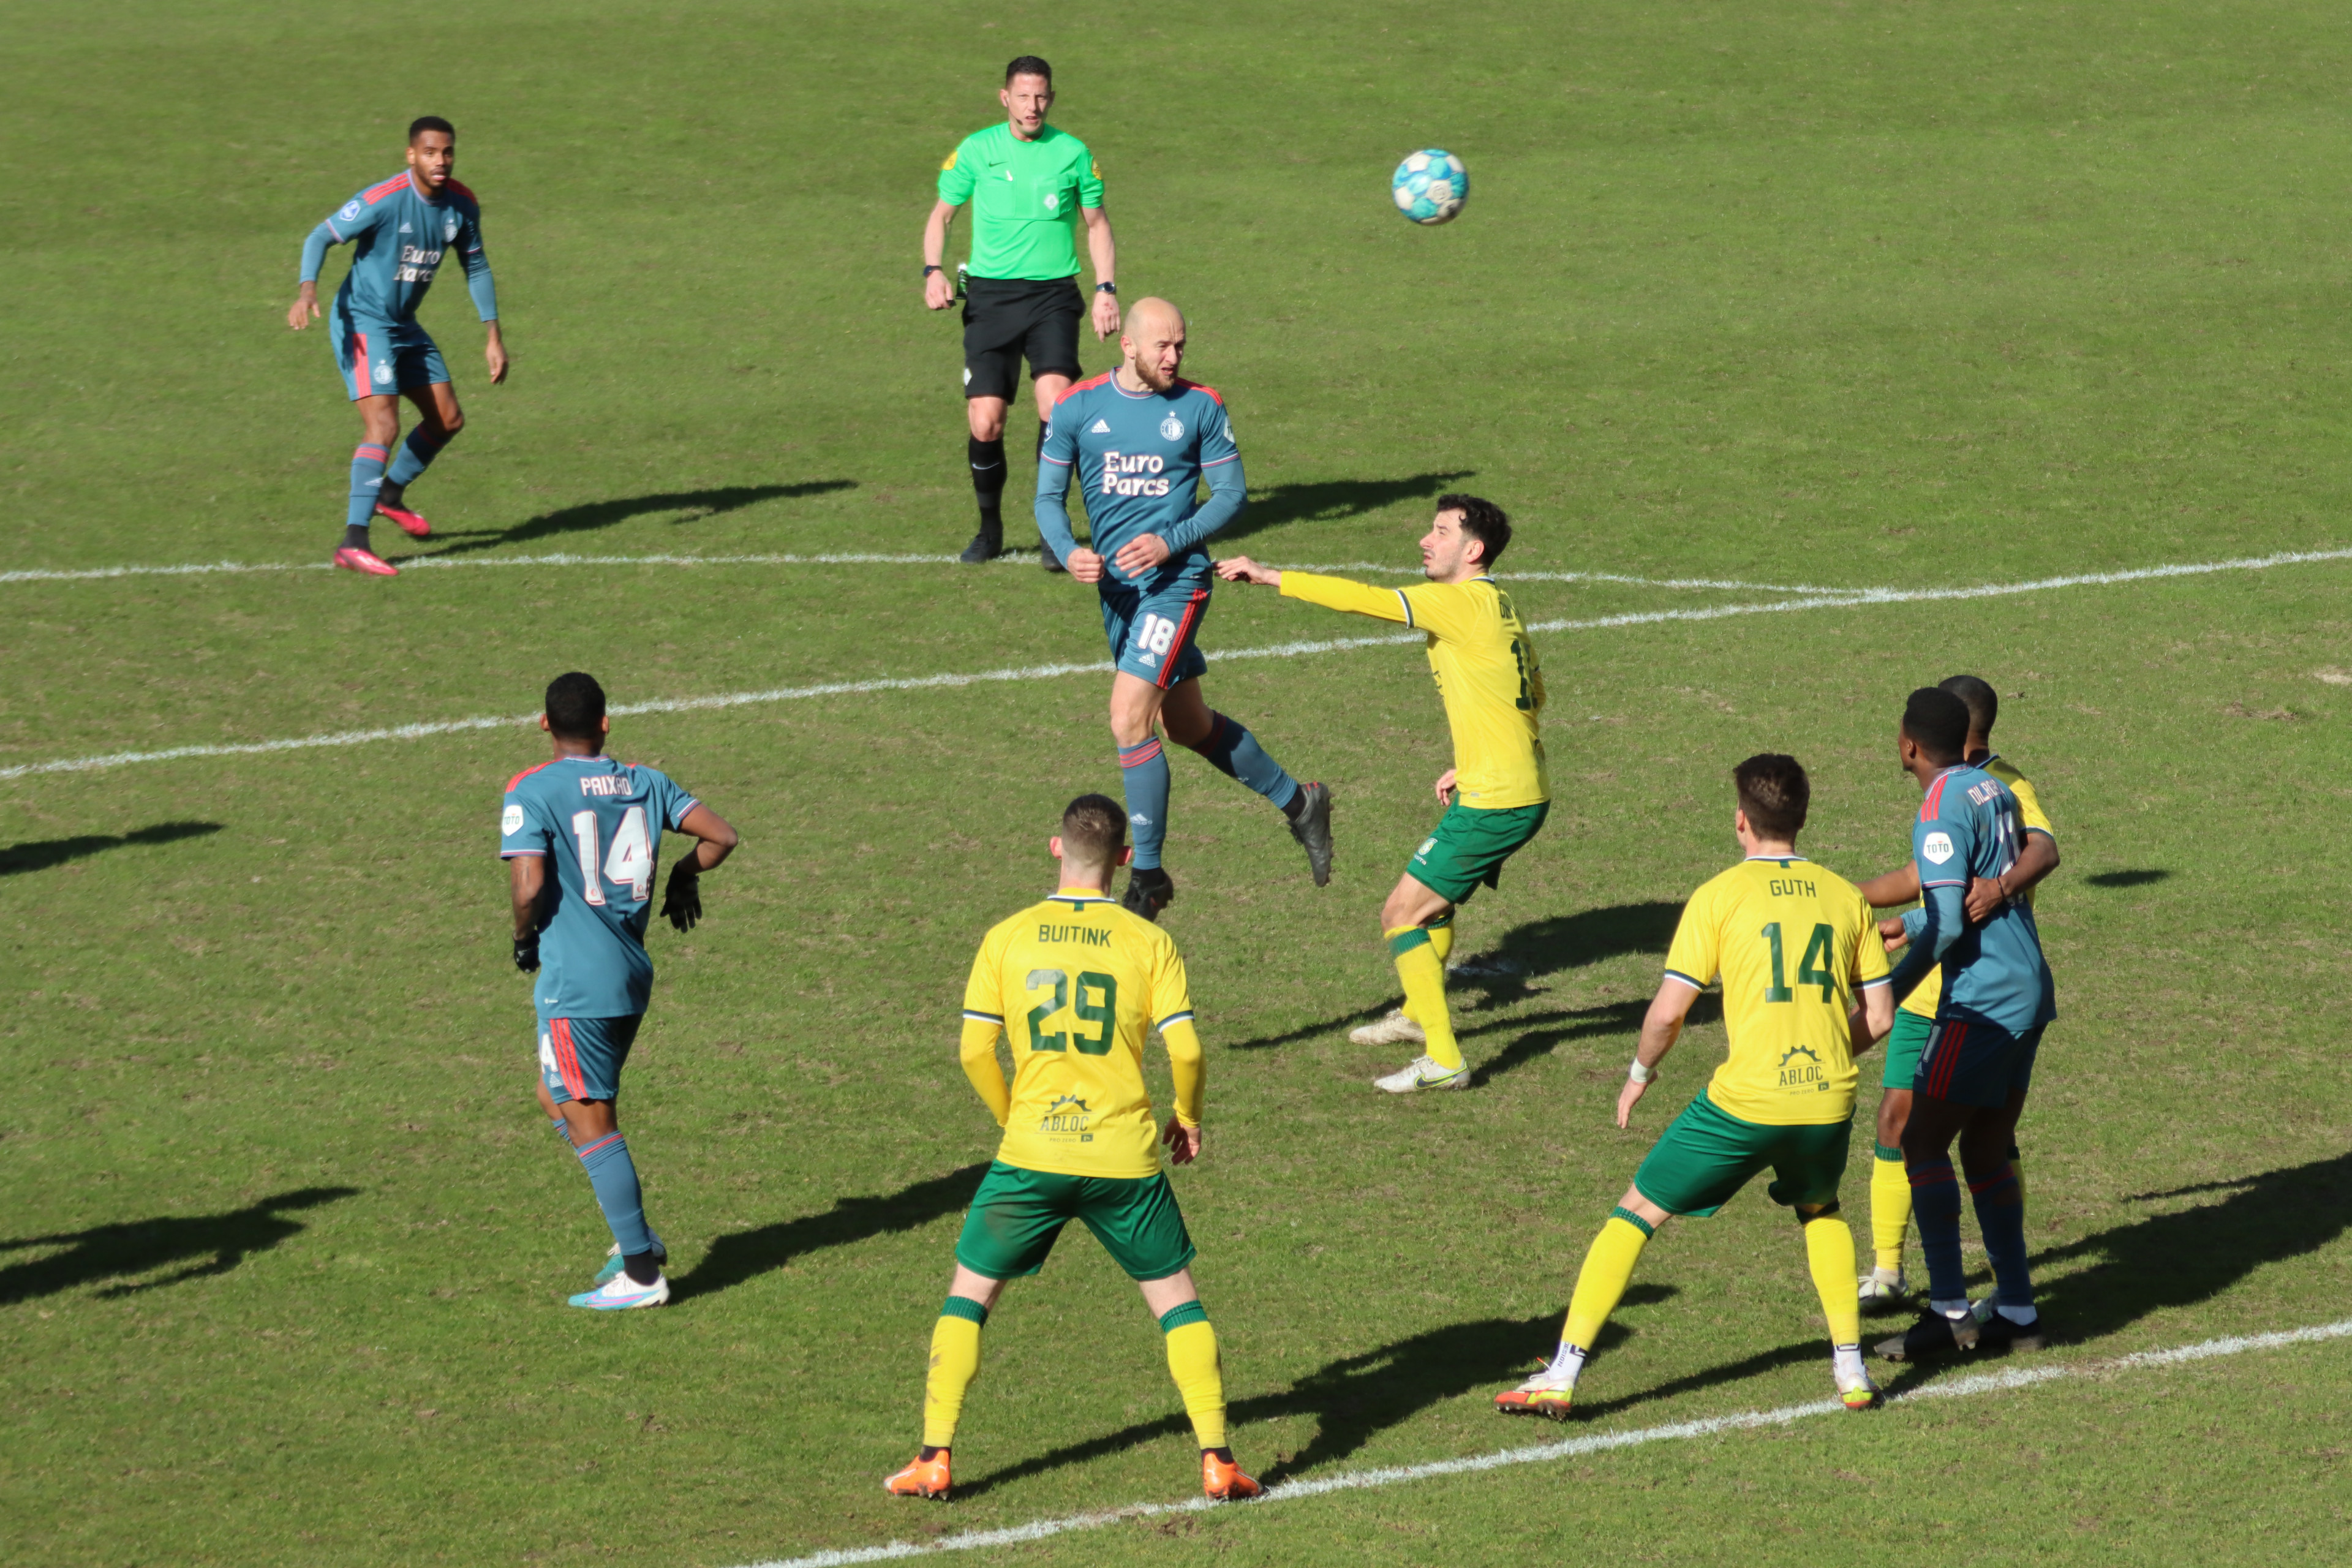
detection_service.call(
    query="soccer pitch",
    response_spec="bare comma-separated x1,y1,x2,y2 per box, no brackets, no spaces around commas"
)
6,1,2351,1562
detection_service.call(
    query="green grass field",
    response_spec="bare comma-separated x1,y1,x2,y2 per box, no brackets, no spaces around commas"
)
6,2,2351,1562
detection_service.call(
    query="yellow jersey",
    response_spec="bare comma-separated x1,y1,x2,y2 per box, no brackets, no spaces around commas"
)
1662,856,1891,1125
1281,571,1550,809
1899,755,2053,1020
959,888,1201,1179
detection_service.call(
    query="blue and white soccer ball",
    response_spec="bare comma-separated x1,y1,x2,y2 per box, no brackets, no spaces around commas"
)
1391,149,1469,225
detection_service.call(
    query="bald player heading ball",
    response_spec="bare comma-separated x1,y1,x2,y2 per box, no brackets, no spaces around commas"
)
1037,298,1332,919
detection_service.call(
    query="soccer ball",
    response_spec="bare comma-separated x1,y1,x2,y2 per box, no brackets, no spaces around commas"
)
1391,149,1468,225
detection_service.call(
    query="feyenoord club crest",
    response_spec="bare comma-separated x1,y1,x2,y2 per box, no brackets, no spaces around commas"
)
1159,415,1183,441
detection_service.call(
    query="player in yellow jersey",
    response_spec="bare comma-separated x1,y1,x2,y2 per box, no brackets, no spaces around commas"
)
1853,674,2060,1309
1218,496,1547,1093
1494,756,1895,1418
883,794,1263,1505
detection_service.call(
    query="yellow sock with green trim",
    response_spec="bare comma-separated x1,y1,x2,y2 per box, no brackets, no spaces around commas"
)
921,1297,987,1449
1426,913,1455,965
1869,1145,1910,1273
1387,925,1461,1071
1561,1210,1653,1351
1159,1302,1227,1450
1803,1214,1863,1348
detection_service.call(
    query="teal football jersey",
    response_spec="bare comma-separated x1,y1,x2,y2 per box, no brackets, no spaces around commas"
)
500,755,698,1019
1039,374,1240,591
1904,763,2058,1034
320,170,491,325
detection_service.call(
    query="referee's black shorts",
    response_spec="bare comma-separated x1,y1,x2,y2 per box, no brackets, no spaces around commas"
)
962,276,1085,401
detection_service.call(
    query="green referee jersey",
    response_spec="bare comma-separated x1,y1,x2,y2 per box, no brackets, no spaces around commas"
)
937,122,1103,281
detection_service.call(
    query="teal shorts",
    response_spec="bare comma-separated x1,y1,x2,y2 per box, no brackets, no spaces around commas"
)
1882,1009,1934,1091
1632,1090,1853,1218
331,310,447,401
536,1014,642,1104
1407,801,1548,905
954,1161,1197,1282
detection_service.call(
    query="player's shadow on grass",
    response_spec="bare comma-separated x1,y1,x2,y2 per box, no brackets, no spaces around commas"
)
0,1186,356,1305
2084,869,2169,889
398,481,856,560
1226,900,1683,1053
670,1162,989,1303
0,820,222,877
1220,471,1476,544
1467,993,1723,1087
957,1289,1676,1499
1877,1151,2352,1395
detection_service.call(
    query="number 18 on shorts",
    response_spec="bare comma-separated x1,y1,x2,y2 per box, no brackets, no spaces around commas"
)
1101,582,1210,690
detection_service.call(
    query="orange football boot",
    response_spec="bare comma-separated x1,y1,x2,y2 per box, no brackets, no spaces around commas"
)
1201,1450,1264,1501
332,546,399,577
884,1449,951,1499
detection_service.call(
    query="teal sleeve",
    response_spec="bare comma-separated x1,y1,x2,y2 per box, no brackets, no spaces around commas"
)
1034,404,1081,559
462,221,498,321
300,221,337,282
1888,883,1964,1003
1156,449,1245,556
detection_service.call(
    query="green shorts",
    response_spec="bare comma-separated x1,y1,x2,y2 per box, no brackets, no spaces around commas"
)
1407,801,1548,905
953,1161,1197,1283
1882,1009,1934,1091
1633,1090,1853,1218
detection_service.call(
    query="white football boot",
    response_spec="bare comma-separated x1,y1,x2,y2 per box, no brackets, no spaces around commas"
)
1349,1009,1427,1047
568,1270,670,1310
1373,1055,1471,1093
1857,1264,1910,1310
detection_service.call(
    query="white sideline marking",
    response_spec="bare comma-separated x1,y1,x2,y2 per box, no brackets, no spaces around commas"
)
0,551,1816,594
744,1317,2352,1568
1,545,2343,784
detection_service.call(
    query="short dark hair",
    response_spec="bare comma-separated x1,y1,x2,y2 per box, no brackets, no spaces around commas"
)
1005,56,1052,85
1939,674,1998,740
1902,686,1971,765
408,116,455,144
545,672,607,740
1733,753,1810,839
1059,793,1126,866
1438,493,1511,566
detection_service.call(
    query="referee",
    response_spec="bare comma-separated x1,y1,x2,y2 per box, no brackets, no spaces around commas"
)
923,56,1120,567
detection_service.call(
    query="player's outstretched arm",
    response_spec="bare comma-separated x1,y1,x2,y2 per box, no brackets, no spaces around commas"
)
1855,862,1921,909
1620,977,1700,1128
1213,556,1281,588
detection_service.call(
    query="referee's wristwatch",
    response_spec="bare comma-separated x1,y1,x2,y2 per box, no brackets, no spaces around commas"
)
1096,282,1117,295
922,265,943,277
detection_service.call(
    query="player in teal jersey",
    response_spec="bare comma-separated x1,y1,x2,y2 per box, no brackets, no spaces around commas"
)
500,673,736,1309
1036,296,1332,919
1875,687,2057,1360
289,116,507,578
924,56,1120,566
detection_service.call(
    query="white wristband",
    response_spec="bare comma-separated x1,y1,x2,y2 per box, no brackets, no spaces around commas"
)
1628,1059,1655,1085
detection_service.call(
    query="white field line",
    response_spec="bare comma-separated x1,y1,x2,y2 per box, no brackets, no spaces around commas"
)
2,545,2344,785
0,551,1820,594
743,1317,2352,1568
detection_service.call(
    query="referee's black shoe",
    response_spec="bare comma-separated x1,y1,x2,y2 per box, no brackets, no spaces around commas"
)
959,522,1003,564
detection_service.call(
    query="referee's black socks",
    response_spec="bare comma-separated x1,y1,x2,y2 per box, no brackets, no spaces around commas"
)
969,435,1007,535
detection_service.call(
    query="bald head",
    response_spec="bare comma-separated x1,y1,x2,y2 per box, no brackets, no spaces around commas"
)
1119,297,1188,391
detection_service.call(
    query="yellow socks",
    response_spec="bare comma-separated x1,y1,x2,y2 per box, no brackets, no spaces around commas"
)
921,1297,987,1449
1870,1145,1910,1273
1426,913,1455,965
1803,1213,1863,1348
1562,1210,1653,1352
1159,1302,1227,1450
1387,925,1461,1071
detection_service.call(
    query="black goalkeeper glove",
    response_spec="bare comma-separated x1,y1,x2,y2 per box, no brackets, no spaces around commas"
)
513,933,541,973
662,863,703,933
